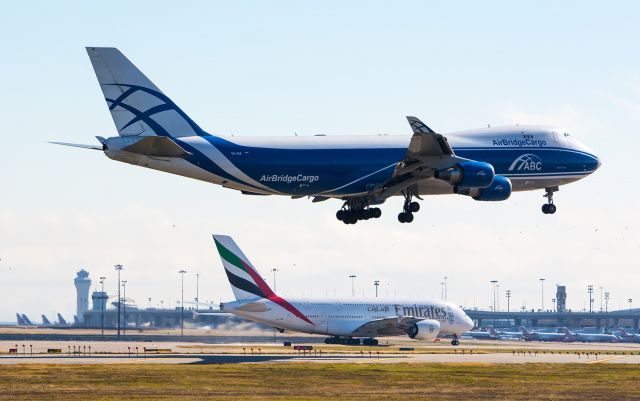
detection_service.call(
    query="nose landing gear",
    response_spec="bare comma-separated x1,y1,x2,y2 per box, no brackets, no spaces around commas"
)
398,192,421,223
542,186,558,214
451,334,460,346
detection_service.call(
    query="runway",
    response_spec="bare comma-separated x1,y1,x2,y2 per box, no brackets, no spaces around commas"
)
2,337,640,365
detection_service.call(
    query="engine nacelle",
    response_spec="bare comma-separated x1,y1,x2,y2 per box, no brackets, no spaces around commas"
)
454,175,512,201
406,319,441,342
434,161,495,188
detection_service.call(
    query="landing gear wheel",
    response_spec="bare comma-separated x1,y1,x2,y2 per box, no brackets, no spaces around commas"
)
451,339,460,346
398,191,420,223
542,187,558,215
336,200,382,224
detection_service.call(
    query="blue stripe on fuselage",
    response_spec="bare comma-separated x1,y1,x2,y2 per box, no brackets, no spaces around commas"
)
202,136,406,195
172,134,598,196
452,147,599,177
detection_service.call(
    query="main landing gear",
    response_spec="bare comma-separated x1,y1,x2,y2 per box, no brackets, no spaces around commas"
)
541,186,558,215
324,337,379,346
398,192,421,223
336,199,382,225
451,334,460,346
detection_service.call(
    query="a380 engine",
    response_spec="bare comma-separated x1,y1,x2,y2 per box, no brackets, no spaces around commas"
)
406,319,441,342
434,161,495,188
454,175,512,201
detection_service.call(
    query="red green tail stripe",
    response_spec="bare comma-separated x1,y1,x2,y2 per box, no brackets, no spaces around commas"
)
215,238,314,326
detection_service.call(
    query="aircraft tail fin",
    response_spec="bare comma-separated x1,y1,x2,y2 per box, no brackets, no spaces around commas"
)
16,313,25,325
519,326,531,335
212,235,276,301
86,47,205,138
21,314,32,325
488,326,498,336
212,234,315,326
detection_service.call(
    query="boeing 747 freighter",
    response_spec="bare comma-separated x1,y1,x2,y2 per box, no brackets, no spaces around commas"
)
54,48,601,223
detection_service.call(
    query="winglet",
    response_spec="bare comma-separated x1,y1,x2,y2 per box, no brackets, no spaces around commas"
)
406,116,436,134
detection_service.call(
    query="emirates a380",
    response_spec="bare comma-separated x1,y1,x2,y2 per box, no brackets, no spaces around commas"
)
54,48,601,224
202,235,474,346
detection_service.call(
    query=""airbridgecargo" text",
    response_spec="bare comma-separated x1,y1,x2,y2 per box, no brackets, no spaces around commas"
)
259,174,320,184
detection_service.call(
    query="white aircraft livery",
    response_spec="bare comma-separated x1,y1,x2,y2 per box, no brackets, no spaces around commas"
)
209,235,473,345
53,47,601,224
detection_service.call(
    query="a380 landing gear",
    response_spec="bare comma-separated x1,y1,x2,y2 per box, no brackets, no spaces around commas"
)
451,334,460,346
336,199,382,225
398,192,421,223
541,186,558,215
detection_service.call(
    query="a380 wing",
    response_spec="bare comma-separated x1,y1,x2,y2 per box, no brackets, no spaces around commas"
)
350,316,423,337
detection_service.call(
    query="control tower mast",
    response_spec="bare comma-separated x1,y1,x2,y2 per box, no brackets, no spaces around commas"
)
74,269,91,323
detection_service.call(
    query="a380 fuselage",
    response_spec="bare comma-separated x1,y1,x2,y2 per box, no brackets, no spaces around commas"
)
105,125,600,198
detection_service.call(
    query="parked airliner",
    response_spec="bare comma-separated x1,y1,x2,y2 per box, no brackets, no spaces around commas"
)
205,235,473,345
53,47,601,223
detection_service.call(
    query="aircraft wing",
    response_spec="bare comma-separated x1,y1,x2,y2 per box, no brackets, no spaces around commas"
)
370,117,470,202
349,316,423,337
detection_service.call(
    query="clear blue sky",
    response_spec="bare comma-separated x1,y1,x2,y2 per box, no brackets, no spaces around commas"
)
0,1,638,321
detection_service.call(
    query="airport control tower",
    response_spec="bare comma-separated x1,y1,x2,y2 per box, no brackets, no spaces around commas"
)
74,269,91,323
556,285,567,312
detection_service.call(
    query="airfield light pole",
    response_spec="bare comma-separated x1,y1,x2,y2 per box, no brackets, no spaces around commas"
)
496,284,500,312
505,290,511,313
552,298,556,312
605,292,610,312
629,298,633,312
148,297,152,309
179,269,187,337
122,280,127,336
599,286,603,312
196,273,200,307
374,280,380,298
490,281,498,312
444,276,448,301
99,276,106,336
271,268,278,292
587,285,594,313
349,275,356,297
539,278,545,311
114,264,123,339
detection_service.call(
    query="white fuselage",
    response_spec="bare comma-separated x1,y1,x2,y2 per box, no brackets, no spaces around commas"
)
221,297,473,338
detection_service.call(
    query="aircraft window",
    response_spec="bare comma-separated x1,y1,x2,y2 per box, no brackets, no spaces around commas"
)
564,132,570,137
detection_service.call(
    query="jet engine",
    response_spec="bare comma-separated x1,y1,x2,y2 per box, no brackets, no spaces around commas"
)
406,319,441,342
454,175,512,201
434,161,495,188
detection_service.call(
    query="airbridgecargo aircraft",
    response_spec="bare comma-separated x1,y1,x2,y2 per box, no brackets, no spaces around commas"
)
54,48,601,224
199,235,474,345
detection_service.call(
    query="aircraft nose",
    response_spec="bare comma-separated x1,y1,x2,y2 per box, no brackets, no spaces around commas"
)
595,155,602,170
462,314,474,332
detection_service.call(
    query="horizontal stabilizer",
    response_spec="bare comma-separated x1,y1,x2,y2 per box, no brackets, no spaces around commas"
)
49,141,103,150
121,136,192,157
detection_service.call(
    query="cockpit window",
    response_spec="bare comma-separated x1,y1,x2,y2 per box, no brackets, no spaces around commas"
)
563,132,570,137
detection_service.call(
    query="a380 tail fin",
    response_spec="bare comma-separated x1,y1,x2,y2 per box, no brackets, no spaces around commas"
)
212,235,315,326
212,235,276,301
86,47,205,138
